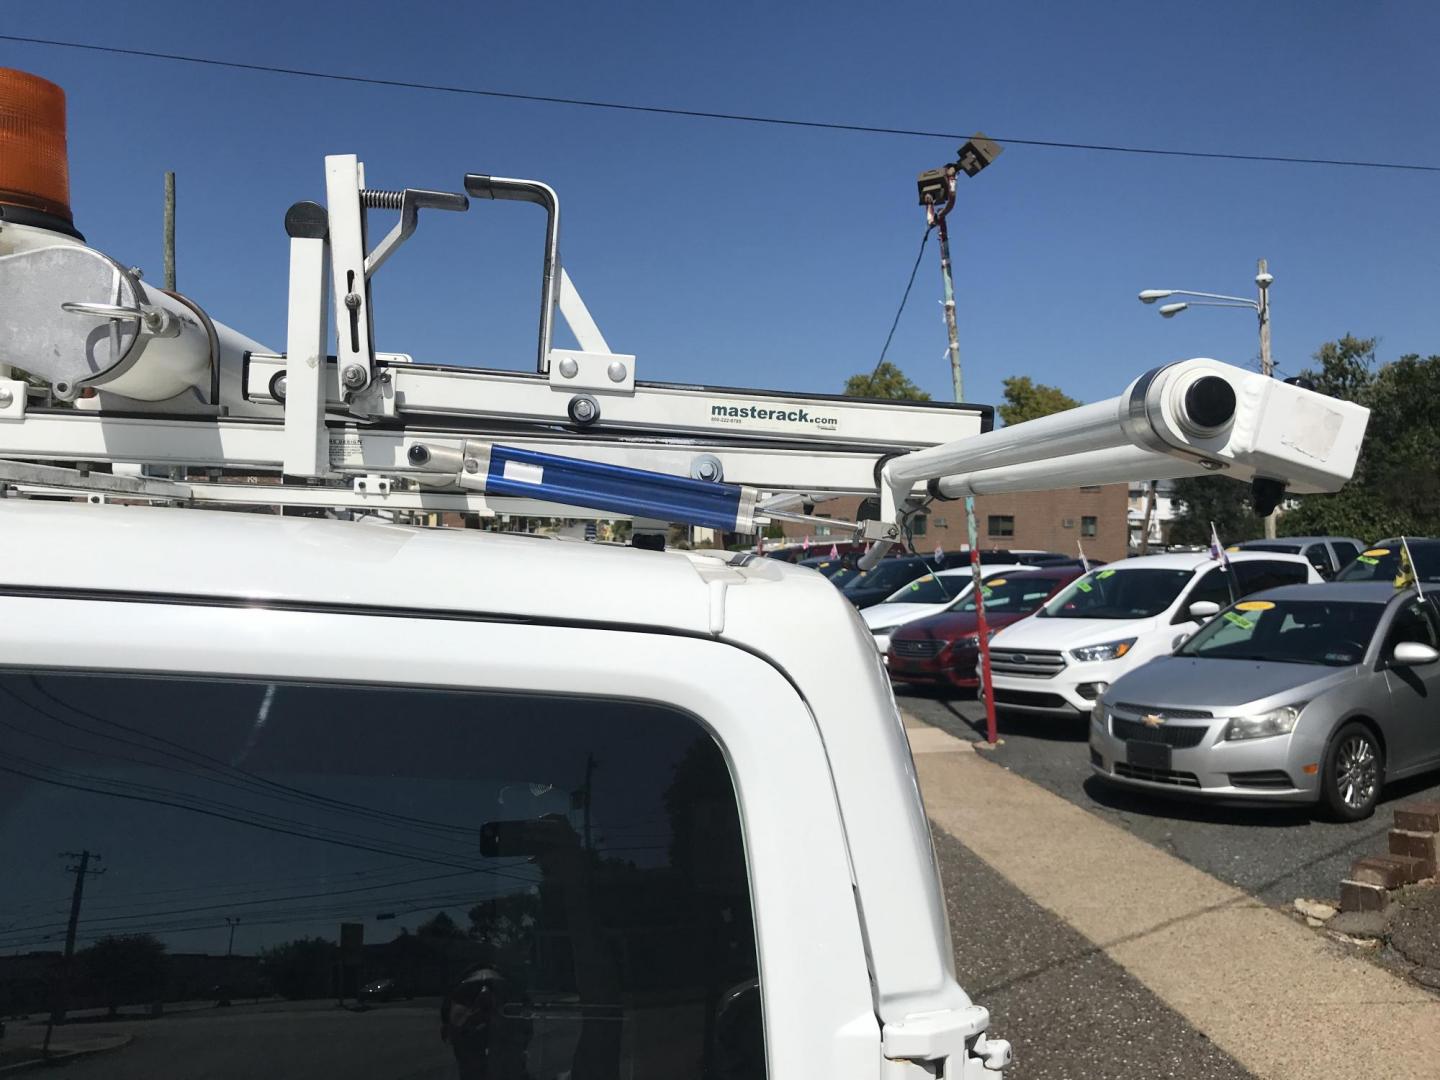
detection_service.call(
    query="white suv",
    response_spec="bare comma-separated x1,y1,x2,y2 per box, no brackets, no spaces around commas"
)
986,551,1320,718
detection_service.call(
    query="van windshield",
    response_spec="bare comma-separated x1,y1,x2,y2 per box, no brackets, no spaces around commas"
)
1040,568,1193,619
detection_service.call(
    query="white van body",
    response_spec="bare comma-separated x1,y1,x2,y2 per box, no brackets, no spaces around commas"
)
986,551,1319,718
0,499,1008,1079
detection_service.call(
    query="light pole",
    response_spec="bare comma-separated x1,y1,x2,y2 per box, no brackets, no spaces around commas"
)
916,133,1003,745
1139,258,1277,537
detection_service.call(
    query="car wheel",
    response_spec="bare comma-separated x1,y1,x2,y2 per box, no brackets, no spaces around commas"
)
1321,722,1383,821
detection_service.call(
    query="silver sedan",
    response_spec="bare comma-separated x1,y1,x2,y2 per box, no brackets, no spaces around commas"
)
1089,581,1440,820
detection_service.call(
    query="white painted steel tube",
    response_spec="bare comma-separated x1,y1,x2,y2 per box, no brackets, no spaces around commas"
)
930,445,1202,499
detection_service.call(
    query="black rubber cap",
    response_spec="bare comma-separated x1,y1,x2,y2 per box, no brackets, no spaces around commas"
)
284,201,328,240
1184,376,1236,430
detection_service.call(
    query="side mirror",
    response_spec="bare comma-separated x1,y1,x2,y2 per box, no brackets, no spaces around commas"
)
1392,641,1440,667
1188,601,1221,621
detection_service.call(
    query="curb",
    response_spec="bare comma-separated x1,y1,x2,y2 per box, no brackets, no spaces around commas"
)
0,1033,134,1075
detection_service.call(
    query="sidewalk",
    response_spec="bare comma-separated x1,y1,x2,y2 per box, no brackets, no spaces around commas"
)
905,712,1440,1080
0,1032,133,1074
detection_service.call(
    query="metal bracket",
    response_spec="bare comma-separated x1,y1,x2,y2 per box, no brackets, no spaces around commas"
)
352,474,393,497
0,380,25,420
548,350,636,394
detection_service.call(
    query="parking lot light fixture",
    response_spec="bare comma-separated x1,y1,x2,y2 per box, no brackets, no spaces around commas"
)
1158,302,1188,318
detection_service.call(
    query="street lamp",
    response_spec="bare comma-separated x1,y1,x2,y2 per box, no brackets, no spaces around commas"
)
1138,259,1278,536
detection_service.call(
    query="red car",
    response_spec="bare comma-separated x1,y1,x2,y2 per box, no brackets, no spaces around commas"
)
886,567,1082,691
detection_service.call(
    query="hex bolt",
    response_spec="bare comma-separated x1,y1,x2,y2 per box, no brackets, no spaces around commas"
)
558,357,579,379
344,293,362,311
341,364,368,389
607,361,628,383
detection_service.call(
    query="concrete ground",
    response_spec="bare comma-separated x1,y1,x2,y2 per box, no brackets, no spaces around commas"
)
900,687,1440,905
907,711,1440,1080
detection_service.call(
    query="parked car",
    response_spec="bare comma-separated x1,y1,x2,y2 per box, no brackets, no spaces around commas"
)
841,555,954,609
888,567,1083,691
862,565,1032,654
1233,536,1365,579
986,551,1321,717
798,555,858,578
842,550,1056,609
1090,582,1440,820
1336,538,1440,584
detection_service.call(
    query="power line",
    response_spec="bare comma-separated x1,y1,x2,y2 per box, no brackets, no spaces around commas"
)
4,33,1438,175
864,226,933,391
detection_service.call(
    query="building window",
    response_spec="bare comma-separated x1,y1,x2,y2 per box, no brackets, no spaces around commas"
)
910,515,927,537
1081,515,1098,537
987,515,1014,538
1080,486,1102,493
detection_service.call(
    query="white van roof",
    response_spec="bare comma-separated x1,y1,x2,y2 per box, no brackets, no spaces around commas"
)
0,499,808,638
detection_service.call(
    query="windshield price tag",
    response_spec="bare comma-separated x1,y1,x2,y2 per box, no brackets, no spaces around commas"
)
1223,612,1253,629
1076,580,1093,592
1097,569,1116,579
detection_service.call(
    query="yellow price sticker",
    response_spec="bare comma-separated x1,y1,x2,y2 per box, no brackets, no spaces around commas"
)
987,578,1008,587
1236,600,1275,612
1364,548,1391,557
1225,545,1241,553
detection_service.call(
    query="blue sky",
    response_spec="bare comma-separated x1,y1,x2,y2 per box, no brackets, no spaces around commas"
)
5,1,1437,411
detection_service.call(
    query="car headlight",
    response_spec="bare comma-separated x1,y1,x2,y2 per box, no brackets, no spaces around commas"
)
1223,704,1306,741
1069,638,1136,663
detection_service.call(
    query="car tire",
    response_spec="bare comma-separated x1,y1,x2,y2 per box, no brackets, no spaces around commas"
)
1320,722,1384,822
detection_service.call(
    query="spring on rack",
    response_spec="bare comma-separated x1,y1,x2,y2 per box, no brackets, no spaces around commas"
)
360,189,405,210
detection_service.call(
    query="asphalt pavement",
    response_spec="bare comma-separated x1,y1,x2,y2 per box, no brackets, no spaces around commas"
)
900,686,1440,905
932,826,1254,1080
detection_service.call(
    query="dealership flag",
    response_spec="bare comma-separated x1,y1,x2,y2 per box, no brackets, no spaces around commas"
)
1397,536,1424,600
829,544,839,559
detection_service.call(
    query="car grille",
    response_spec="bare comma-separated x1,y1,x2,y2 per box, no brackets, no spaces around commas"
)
989,648,1066,679
1110,715,1210,749
993,688,1068,709
1114,763,1201,788
1229,770,1294,790
890,640,944,658
1112,702,1213,720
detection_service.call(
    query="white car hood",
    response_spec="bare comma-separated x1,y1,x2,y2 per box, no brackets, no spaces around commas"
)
862,602,944,630
991,614,1160,650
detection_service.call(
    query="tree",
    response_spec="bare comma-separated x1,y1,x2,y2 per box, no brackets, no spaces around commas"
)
1167,476,1263,546
81,934,167,1017
997,376,1079,426
1282,340,1440,539
843,362,930,401
259,937,337,1000
417,911,467,940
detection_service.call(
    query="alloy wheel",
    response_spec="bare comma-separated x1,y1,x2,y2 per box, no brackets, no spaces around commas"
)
1334,734,1379,811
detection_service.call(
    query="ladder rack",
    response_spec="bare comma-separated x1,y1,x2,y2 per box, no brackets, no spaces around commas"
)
0,152,1371,542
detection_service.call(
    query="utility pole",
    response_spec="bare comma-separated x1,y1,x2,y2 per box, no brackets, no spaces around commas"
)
917,135,1004,745
226,917,240,957
1255,258,1276,539
1138,480,1158,554
44,851,104,1056
163,171,176,291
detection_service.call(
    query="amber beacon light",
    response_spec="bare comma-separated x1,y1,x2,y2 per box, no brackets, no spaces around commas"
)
0,67,76,234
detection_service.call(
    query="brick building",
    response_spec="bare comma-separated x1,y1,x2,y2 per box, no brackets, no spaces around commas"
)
779,483,1130,563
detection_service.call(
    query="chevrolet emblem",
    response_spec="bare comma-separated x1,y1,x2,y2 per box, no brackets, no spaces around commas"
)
1141,713,1166,728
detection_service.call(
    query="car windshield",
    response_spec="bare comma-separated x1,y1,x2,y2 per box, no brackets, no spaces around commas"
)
829,566,860,587
953,575,1056,613
1040,567,1194,619
1336,543,1440,583
1178,598,1384,666
883,573,970,605
844,560,928,593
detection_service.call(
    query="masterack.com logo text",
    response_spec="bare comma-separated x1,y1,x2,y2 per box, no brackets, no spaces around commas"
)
709,402,840,431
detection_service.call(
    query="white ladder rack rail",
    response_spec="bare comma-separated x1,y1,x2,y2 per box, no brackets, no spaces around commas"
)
0,153,1370,533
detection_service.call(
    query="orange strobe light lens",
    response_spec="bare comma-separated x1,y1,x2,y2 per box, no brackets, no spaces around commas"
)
0,67,72,223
